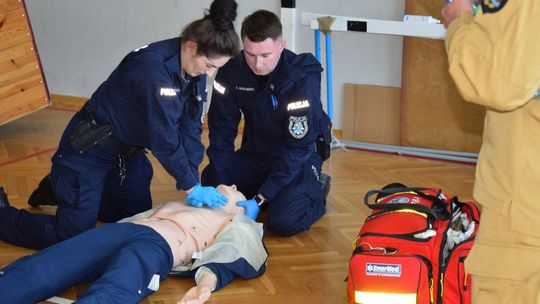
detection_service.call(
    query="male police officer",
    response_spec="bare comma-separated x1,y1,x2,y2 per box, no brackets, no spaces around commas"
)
201,10,332,236
442,0,540,302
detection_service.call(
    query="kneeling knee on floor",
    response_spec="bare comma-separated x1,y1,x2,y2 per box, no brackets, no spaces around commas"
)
268,215,306,236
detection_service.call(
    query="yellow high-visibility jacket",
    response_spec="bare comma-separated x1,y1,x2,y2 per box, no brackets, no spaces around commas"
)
445,0,540,283
446,0,540,236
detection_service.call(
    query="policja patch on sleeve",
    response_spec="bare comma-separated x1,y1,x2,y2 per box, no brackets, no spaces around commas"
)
288,116,309,139
158,87,177,98
481,0,507,13
213,80,226,95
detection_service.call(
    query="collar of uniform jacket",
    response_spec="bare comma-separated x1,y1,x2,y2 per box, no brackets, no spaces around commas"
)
164,38,182,77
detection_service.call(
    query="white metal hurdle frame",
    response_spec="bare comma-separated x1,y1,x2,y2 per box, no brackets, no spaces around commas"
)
301,12,478,163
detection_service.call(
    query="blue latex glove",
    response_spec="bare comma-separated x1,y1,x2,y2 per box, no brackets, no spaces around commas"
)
186,183,228,208
236,199,260,221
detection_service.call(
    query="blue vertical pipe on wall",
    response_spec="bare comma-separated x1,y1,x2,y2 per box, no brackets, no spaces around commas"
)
314,30,321,61
325,32,333,120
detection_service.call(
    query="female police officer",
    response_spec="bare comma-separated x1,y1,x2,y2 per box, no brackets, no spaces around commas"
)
0,0,240,250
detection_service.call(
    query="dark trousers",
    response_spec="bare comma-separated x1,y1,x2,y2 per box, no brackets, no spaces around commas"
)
202,151,325,236
0,223,173,304
0,113,153,249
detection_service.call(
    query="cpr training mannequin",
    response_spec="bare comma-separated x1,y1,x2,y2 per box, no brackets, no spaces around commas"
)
0,185,267,304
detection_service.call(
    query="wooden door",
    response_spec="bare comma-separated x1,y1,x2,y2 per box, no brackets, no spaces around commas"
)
0,0,50,126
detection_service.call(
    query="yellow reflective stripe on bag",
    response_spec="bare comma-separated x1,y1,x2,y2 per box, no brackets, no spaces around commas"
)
355,291,416,304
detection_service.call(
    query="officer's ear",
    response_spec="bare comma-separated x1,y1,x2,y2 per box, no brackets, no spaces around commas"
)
277,36,285,54
185,41,199,56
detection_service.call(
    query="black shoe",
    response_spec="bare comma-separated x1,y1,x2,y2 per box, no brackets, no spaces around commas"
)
0,187,10,208
319,172,331,201
28,174,57,207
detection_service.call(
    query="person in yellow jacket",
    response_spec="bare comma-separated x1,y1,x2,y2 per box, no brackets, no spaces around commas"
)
442,0,540,303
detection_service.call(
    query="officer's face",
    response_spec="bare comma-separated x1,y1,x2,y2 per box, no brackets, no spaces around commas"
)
182,41,230,77
243,36,285,76
188,55,230,78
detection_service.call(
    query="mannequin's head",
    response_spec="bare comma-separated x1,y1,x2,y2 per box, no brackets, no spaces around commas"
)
217,184,246,215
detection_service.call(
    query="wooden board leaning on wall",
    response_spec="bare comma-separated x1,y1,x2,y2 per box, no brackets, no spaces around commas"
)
0,0,50,126
401,0,484,153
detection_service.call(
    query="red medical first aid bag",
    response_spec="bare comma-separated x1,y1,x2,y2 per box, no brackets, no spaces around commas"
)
347,184,480,304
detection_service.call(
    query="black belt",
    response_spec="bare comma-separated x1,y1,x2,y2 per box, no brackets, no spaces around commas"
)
98,134,142,157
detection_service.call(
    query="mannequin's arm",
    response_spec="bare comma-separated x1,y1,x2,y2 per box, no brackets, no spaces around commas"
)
177,270,217,304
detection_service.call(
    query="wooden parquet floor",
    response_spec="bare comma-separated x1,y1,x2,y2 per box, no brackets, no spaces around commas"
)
0,106,476,304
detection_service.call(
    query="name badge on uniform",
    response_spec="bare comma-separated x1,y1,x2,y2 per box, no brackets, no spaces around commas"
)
236,86,255,92
288,116,309,139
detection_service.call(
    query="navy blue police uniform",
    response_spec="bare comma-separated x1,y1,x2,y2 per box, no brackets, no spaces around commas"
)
0,38,207,249
202,49,331,236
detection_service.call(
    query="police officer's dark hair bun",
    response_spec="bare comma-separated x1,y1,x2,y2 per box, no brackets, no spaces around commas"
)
208,0,237,30
181,0,240,59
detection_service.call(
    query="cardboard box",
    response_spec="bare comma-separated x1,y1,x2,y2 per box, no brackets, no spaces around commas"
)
342,84,401,145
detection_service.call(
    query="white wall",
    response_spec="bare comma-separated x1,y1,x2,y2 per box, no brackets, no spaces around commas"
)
24,0,277,97
24,0,404,129
295,0,405,128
